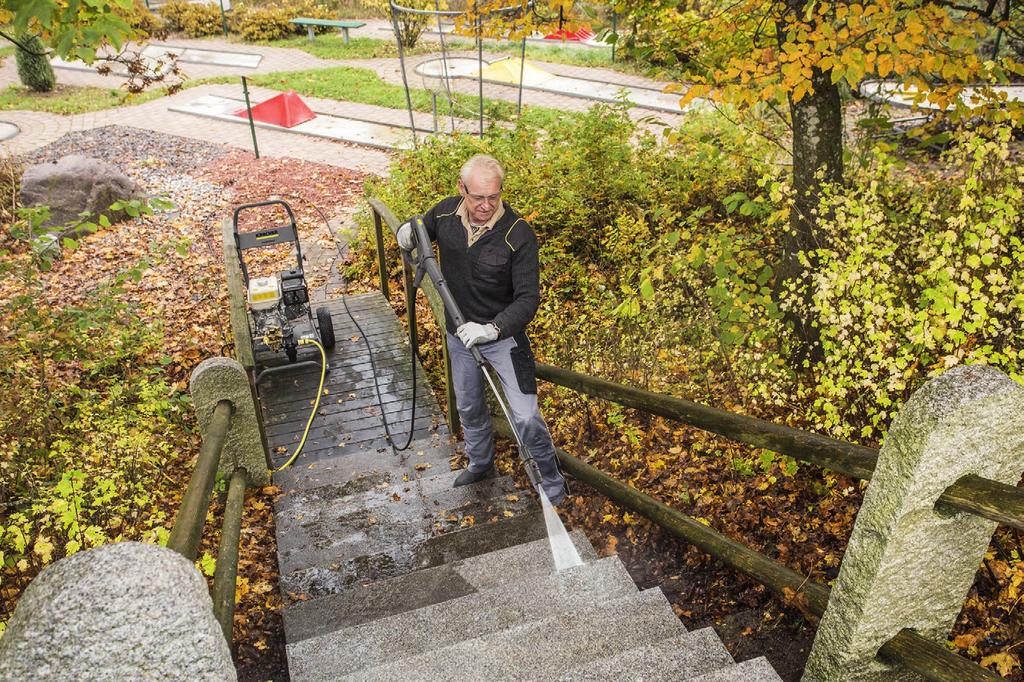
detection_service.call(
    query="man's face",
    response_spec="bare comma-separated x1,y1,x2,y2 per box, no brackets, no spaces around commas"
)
458,172,502,225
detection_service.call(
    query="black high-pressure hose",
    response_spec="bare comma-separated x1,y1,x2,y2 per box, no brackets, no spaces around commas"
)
288,197,419,455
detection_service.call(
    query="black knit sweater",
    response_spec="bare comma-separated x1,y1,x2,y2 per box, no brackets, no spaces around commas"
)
422,196,540,339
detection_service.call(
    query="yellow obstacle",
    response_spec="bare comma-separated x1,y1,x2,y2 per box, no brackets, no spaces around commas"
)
479,57,554,87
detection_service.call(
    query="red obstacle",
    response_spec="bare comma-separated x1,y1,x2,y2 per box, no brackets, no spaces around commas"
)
543,27,595,42
234,90,316,128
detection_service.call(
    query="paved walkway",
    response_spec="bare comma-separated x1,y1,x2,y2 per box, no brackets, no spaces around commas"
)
0,33,686,172
0,39,396,173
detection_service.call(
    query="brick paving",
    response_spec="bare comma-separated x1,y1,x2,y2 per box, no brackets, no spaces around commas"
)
0,32,686,172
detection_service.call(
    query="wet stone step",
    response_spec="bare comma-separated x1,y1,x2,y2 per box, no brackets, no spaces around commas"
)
278,508,547,601
266,411,445,454
268,429,452,469
272,436,459,496
275,475,533,575
282,530,598,643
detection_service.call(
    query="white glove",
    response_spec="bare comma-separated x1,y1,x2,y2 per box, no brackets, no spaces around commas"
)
457,322,499,348
397,221,416,251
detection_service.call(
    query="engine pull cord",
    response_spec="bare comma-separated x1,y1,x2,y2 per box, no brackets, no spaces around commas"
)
285,196,419,457
276,337,327,471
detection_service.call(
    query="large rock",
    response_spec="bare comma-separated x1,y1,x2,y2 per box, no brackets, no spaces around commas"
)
0,542,235,681
20,154,141,228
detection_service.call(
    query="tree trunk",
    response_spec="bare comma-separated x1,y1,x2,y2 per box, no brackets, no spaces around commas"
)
779,58,844,359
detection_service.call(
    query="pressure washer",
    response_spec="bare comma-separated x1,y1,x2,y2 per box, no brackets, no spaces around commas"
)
232,199,335,470
233,200,337,366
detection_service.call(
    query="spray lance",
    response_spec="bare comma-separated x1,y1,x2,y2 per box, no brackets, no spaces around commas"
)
403,215,546,495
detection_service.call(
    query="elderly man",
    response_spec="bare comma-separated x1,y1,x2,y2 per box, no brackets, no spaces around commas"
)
398,154,568,506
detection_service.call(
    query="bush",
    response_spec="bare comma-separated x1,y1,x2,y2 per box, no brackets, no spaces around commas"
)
160,0,224,37
119,0,167,38
800,124,1024,440
361,104,783,394
0,196,185,627
15,34,55,93
232,1,334,42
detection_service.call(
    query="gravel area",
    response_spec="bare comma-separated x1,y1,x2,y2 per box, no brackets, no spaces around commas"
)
23,125,238,229
24,125,230,171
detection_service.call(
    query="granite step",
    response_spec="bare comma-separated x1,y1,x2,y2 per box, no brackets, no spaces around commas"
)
688,656,783,681
279,508,548,601
325,589,685,682
556,628,735,680
287,556,638,675
283,530,597,642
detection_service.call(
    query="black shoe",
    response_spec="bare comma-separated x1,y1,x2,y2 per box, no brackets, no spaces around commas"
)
548,480,570,507
453,467,496,487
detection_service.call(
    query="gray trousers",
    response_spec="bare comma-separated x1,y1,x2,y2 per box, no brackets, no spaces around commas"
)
447,332,566,501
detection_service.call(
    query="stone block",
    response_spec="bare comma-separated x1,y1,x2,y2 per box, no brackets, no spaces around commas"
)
804,365,1024,681
690,656,784,681
557,629,736,681
329,589,685,682
190,356,270,486
20,155,141,229
0,542,233,681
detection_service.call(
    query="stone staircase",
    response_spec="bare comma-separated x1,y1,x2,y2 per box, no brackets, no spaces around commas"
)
263,293,782,681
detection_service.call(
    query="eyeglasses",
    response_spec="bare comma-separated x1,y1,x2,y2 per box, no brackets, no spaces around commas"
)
466,192,501,203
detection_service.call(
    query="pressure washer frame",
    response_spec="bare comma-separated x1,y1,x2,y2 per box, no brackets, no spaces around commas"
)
232,199,336,380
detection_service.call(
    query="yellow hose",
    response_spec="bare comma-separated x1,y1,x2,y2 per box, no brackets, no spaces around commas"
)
275,337,327,471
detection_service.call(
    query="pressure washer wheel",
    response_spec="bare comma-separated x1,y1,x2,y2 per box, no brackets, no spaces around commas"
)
316,306,336,350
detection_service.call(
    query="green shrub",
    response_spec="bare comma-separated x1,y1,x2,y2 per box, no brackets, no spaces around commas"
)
160,0,223,36
0,197,183,622
15,34,55,93
361,104,783,393
800,124,1024,440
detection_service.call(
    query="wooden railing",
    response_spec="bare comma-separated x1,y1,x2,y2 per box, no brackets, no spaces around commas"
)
167,399,249,642
535,363,1024,532
368,197,1018,682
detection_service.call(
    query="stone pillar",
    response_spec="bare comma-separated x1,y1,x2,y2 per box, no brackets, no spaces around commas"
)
190,356,270,486
803,364,1024,681
0,542,235,681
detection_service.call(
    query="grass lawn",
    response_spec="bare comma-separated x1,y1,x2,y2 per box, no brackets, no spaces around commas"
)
238,65,576,126
266,34,632,72
263,35,435,60
0,84,169,115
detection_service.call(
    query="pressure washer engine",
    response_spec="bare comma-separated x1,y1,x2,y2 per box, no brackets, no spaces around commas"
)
233,200,336,365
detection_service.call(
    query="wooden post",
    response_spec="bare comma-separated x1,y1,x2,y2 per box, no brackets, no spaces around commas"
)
373,210,390,301
220,218,255,370
211,467,248,643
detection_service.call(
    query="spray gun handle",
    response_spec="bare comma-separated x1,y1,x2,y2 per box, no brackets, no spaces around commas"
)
410,216,486,366
523,456,543,489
